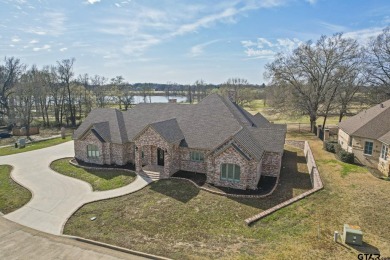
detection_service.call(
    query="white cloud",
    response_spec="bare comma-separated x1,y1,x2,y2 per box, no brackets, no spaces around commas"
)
33,44,51,51
87,0,100,4
29,39,39,44
344,27,384,45
11,37,21,42
245,49,276,59
241,37,302,59
305,0,317,5
190,39,220,57
60,47,68,52
319,22,347,32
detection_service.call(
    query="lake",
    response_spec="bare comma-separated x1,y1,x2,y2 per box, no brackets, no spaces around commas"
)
133,95,187,104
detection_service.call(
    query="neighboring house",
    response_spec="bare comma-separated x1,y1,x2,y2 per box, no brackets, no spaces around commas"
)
73,93,287,190
338,99,390,176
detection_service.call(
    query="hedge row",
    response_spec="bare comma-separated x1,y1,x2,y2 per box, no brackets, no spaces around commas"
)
324,141,355,164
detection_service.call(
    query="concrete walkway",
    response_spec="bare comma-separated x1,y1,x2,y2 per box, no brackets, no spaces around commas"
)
1,141,152,235
0,217,149,260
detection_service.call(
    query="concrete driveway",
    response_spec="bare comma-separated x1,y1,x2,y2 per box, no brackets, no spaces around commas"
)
1,141,151,235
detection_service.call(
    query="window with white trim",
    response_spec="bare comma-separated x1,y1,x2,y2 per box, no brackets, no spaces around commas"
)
190,151,204,161
364,141,373,155
87,144,99,158
220,163,240,182
381,144,388,160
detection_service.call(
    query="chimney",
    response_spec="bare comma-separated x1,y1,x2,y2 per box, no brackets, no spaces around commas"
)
227,90,236,103
168,99,177,103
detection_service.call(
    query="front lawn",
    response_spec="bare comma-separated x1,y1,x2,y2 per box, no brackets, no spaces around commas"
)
50,158,136,191
64,145,315,259
0,165,32,214
0,136,72,156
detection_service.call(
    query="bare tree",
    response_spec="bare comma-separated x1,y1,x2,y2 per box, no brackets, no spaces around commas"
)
57,58,76,126
365,26,390,103
265,34,362,132
0,57,25,125
91,75,107,108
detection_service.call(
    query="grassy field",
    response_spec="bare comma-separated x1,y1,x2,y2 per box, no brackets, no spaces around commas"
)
0,136,72,156
64,145,314,259
0,165,32,214
245,99,343,126
63,132,390,259
50,158,136,191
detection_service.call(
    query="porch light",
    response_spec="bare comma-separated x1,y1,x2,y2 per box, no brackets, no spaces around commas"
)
135,146,138,151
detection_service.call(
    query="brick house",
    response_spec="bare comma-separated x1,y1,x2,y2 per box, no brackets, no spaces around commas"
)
73,93,287,190
338,99,390,176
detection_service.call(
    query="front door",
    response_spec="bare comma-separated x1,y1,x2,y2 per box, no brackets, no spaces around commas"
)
157,148,164,166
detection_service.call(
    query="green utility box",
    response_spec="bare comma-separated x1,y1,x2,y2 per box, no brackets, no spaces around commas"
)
343,224,363,246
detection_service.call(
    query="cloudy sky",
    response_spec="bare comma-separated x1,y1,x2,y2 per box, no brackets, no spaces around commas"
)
1,0,389,84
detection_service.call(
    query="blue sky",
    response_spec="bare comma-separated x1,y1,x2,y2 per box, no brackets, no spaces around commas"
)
1,0,389,84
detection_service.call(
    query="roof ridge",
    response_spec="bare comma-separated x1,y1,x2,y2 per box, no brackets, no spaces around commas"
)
218,95,255,127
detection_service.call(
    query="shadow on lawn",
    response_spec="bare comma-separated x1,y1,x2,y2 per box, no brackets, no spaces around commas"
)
230,150,312,209
149,179,200,203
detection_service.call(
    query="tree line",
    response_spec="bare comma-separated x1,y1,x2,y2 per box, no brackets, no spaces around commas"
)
264,26,390,132
0,56,263,131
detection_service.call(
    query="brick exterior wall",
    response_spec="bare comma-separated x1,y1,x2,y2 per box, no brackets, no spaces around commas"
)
74,131,105,165
75,128,284,189
180,148,208,173
207,146,260,190
261,152,282,177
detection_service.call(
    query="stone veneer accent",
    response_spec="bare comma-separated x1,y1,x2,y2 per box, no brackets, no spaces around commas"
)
245,140,323,225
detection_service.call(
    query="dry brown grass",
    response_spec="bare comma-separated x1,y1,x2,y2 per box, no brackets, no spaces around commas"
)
63,132,390,259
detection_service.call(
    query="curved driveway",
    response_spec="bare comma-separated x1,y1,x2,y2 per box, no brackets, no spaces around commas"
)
1,141,152,235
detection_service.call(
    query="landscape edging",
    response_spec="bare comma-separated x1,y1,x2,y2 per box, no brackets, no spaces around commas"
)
62,235,172,260
245,140,324,225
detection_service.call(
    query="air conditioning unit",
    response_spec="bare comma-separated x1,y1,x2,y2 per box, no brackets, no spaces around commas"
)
343,224,363,246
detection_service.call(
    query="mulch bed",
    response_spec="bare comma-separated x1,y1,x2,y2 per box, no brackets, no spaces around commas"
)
172,170,277,196
71,158,135,171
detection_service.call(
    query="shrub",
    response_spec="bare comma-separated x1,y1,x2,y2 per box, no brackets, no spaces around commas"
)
335,144,355,164
325,141,337,153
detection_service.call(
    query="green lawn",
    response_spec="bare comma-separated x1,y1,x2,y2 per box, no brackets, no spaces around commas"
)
0,165,32,214
50,158,136,191
64,145,316,259
64,134,390,259
0,136,72,156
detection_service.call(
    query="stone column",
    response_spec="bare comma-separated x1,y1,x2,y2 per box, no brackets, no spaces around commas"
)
163,148,171,178
317,125,322,138
135,145,142,173
323,128,330,148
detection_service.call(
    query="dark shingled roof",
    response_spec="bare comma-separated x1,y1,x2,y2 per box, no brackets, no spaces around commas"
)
74,93,287,157
149,118,184,145
338,99,390,142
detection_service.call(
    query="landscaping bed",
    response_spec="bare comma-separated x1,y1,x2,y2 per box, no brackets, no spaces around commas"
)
71,158,135,171
172,170,277,196
51,158,136,191
0,165,32,214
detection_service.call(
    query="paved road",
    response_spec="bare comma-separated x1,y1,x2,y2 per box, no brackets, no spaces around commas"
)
0,217,149,260
1,141,152,235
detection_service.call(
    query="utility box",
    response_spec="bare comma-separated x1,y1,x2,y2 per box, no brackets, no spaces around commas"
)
18,138,26,148
343,224,363,246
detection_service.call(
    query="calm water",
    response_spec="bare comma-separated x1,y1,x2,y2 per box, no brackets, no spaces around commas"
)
133,95,187,104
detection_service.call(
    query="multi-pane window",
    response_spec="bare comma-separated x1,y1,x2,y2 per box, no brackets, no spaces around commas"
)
381,144,388,160
87,144,99,158
364,141,373,155
220,163,240,182
190,151,204,161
